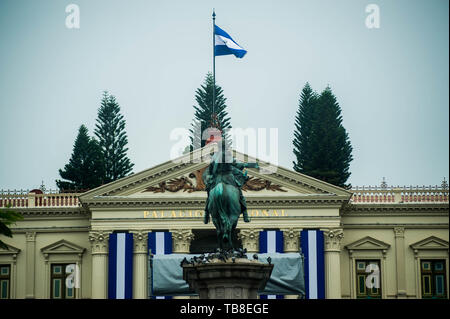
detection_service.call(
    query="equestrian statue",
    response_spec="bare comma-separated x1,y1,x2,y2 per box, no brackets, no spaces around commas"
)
202,147,259,250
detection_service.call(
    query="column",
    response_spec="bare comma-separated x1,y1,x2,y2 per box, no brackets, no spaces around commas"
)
237,228,262,253
323,228,344,299
394,227,407,298
171,229,194,253
89,230,109,299
281,228,302,253
132,231,148,299
25,231,36,299
281,228,302,298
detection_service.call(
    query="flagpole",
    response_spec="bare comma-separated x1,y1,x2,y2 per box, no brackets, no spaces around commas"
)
212,9,216,117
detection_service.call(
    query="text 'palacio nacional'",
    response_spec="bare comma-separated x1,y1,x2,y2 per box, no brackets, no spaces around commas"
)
0,147,448,299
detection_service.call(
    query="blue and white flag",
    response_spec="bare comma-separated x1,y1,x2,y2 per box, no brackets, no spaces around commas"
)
108,232,133,299
300,230,325,299
259,230,284,299
148,232,172,299
214,25,247,58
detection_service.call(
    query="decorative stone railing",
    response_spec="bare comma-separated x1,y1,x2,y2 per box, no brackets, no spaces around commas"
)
350,186,449,204
0,190,81,208
1,184,448,208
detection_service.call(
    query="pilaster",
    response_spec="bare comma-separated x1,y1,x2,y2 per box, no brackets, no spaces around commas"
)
25,231,36,299
394,227,407,298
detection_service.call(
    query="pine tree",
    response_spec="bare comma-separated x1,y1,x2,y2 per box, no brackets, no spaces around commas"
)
293,83,317,173
56,125,105,191
293,85,353,188
189,73,232,150
94,92,134,183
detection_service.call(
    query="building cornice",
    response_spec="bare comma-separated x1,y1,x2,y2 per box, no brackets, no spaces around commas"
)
81,195,350,210
11,226,90,233
342,203,449,216
12,207,89,219
342,224,448,229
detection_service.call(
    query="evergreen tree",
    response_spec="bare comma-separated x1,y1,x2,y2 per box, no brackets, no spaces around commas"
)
56,125,105,191
293,85,353,188
293,83,317,173
94,92,134,183
189,73,232,150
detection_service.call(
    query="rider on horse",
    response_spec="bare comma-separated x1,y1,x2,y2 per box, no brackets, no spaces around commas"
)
203,149,258,225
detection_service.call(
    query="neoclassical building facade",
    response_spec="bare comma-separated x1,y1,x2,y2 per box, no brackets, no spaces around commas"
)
0,147,448,299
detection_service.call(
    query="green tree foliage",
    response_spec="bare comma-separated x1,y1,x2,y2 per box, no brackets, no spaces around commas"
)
189,73,232,150
56,125,105,191
94,92,134,183
293,83,316,173
0,205,23,250
293,84,353,188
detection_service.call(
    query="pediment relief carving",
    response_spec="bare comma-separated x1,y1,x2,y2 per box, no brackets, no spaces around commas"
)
142,167,287,193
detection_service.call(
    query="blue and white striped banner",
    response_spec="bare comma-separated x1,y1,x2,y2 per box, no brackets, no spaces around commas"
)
300,230,325,299
259,230,284,299
148,232,172,255
148,232,172,299
108,232,133,299
259,230,284,253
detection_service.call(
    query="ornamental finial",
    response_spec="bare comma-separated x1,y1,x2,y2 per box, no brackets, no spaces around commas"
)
442,177,448,190
380,177,387,189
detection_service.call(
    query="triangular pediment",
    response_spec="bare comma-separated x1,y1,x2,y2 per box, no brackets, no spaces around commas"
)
80,144,351,204
345,236,391,251
410,236,449,250
0,243,21,255
41,240,85,255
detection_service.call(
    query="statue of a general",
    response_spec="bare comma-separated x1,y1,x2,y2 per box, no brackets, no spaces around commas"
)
202,148,259,249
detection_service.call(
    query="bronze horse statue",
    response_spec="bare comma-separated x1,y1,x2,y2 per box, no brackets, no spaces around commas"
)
203,149,258,250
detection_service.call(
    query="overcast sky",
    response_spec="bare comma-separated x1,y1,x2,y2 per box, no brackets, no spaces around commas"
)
0,0,448,191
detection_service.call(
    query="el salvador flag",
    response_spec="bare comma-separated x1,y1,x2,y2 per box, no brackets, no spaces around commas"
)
214,25,247,58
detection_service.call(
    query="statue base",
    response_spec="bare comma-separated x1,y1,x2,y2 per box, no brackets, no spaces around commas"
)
182,258,273,299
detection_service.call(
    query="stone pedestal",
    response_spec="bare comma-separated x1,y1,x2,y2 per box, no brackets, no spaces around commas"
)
182,259,273,299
